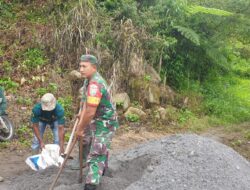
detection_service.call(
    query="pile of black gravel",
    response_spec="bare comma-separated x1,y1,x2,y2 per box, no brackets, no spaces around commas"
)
1,134,250,190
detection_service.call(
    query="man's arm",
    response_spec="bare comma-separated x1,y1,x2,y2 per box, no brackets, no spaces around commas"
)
76,81,101,136
31,106,45,149
76,105,97,137
56,105,66,154
32,123,45,149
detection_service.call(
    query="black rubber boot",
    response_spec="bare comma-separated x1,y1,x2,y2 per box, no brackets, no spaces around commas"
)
84,184,97,190
102,168,106,176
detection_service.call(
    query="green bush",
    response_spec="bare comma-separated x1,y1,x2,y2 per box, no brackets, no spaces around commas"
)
35,83,58,97
2,61,13,76
26,8,47,24
48,83,58,92
126,113,140,122
116,101,124,109
16,97,33,106
178,109,194,124
0,141,10,149
16,125,33,147
58,96,73,119
36,88,47,97
144,75,151,82
232,58,250,77
22,48,47,69
0,78,19,92
202,75,250,123
132,101,140,107
0,1,16,29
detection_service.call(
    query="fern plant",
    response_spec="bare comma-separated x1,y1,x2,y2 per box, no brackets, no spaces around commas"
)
173,25,200,46
187,5,233,16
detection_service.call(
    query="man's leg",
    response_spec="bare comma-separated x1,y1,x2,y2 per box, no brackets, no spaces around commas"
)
82,124,91,163
31,122,47,152
50,121,60,145
84,131,113,189
71,124,91,170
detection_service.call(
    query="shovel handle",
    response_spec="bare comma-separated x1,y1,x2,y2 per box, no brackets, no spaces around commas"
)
65,117,79,154
49,137,78,190
78,136,83,183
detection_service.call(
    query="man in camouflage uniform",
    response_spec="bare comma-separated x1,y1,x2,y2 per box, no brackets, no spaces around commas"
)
0,87,7,182
0,87,7,133
76,54,119,190
0,87,7,116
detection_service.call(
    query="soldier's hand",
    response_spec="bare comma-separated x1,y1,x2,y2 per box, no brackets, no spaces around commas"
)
75,126,84,137
76,130,84,137
76,113,81,120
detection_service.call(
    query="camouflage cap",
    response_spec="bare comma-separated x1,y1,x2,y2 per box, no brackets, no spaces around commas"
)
41,93,56,111
80,54,98,65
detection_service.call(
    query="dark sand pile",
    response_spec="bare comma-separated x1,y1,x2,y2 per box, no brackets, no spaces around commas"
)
1,134,250,190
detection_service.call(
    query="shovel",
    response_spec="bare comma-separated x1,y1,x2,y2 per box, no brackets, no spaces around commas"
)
49,136,78,190
64,113,80,158
78,136,84,183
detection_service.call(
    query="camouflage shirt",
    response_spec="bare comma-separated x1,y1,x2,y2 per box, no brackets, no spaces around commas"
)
0,87,7,115
82,72,119,133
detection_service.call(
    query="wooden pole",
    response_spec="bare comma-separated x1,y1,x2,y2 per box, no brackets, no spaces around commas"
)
65,117,79,155
78,136,83,183
49,137,78,190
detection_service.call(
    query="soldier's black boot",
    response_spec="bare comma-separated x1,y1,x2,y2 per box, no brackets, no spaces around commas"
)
84,184,97,190
102,168,106,176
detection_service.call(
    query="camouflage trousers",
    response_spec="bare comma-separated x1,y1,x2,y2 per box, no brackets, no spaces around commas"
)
84,129,114,185
80,124,92,163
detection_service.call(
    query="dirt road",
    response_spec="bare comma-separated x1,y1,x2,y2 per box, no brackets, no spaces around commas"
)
1,134,250,190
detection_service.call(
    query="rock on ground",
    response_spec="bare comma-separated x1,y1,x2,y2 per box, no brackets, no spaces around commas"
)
1,134,250,190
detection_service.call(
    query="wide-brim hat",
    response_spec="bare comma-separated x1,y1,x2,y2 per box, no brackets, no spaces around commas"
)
41,93,56,111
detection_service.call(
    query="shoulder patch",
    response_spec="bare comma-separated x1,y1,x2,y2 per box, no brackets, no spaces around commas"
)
89,83,99,96
87,82,102,106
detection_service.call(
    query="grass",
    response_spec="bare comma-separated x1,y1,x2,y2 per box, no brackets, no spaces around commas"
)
58,96,73,119
16,97,33,106
0,0,17,29
22,48,48,69
202,74,250,124
0,141,11,149
35,83,58,97
16,124,33,147
126,113,140,122
0,78,19,92
244,131,250,140
26,7,48,24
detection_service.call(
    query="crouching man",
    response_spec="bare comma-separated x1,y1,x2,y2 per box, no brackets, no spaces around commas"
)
31,93,65,155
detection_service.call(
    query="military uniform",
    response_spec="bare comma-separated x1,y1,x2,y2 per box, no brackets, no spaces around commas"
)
0,87,7,116
81,72,118,185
